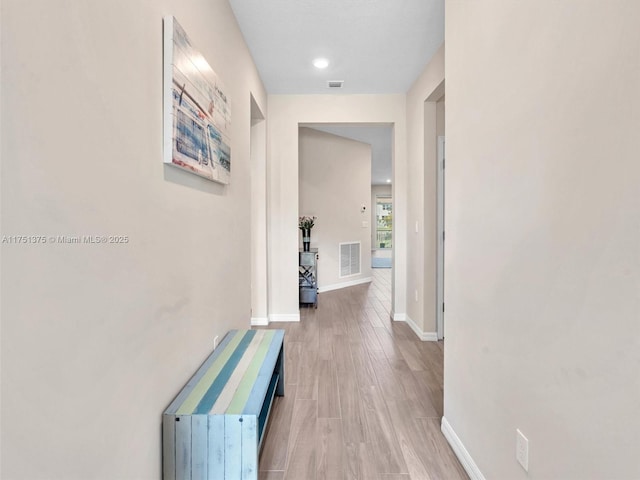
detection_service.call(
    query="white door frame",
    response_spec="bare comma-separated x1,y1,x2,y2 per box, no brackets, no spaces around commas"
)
436,136,445,339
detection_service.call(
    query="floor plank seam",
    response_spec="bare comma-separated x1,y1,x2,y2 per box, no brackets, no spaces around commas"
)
259,268,468,479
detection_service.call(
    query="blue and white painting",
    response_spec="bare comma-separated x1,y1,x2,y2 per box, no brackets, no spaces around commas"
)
163,16,231,184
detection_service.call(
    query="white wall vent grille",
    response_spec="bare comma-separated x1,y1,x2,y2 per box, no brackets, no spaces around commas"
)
339,242,361,278
327,80,344,89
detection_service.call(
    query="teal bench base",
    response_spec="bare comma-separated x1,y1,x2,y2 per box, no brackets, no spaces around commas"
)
163,329,285,480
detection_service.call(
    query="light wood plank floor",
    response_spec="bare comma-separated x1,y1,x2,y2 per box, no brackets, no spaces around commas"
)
259,269,468,480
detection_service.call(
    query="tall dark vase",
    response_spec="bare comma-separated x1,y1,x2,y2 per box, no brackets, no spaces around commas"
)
302,228,311,251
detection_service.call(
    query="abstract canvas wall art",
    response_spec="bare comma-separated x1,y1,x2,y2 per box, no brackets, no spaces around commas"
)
163,16,231,184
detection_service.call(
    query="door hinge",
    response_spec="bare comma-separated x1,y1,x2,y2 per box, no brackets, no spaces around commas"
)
442,303,445,312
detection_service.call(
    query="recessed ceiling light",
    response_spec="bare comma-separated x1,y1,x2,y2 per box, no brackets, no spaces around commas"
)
386,179,391,183
313,58,329,69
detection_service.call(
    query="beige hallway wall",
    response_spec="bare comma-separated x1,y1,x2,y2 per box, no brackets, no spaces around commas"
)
445,1,640,478
267,94,407,321
1,1,266,478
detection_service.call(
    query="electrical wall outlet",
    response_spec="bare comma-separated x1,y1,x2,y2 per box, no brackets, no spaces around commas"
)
415,289,418,302
213,335,220,350
516,429,529,472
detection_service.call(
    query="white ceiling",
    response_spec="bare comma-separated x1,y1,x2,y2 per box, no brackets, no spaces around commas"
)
306,124,393,185
229,0,444,186
229,0,444,95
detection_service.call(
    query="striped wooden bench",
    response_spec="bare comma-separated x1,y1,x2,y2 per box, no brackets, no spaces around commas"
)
163,329,285,480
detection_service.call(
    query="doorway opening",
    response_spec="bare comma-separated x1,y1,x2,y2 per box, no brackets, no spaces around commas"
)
250,94,268,326
298,123,394,303
421,82,445,340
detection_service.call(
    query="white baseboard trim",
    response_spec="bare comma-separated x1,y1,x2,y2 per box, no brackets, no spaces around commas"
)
441,417,486,480
318,277,372,293
268,313,300,323
392,312,407,321
250,317,269,327
404,315,438,341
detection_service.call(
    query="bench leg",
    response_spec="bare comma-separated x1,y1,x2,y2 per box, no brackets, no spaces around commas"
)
276,345,285,396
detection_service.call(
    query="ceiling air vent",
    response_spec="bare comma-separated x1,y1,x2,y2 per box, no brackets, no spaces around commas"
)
327,80,344,89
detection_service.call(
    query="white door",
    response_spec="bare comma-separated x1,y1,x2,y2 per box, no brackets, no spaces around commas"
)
437,136,445,340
